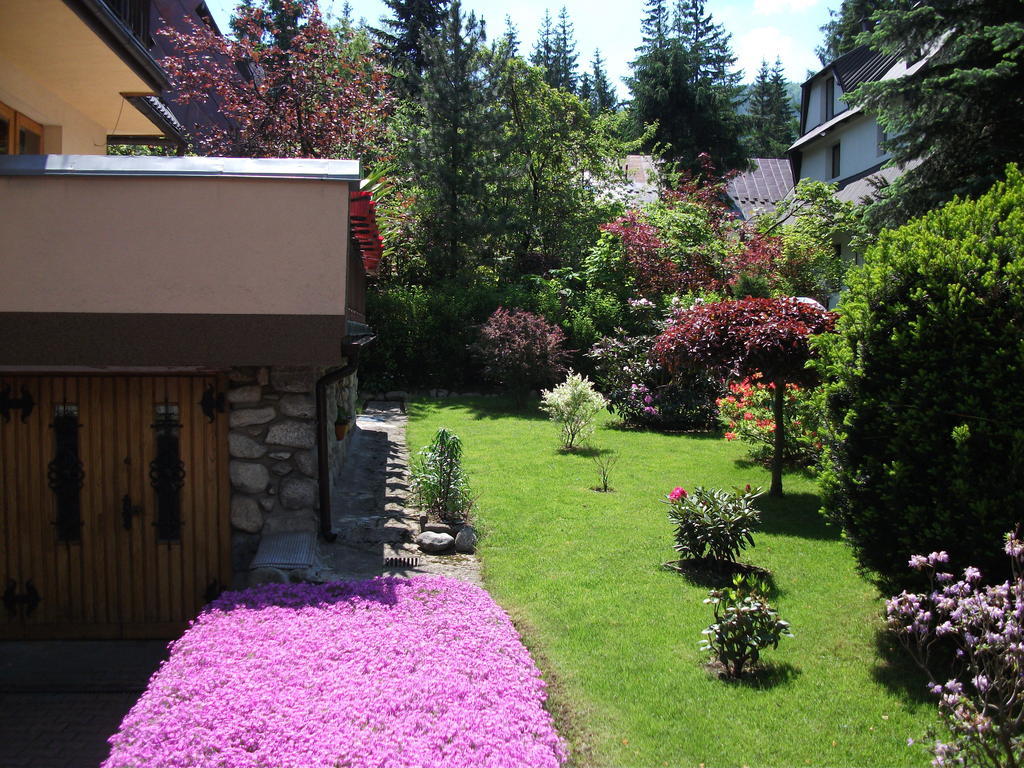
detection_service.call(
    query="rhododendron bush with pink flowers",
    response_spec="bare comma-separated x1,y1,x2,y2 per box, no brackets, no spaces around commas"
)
103,576,566,768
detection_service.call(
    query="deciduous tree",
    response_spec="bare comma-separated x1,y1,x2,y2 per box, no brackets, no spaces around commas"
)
655,297,836,496
159,0,395,161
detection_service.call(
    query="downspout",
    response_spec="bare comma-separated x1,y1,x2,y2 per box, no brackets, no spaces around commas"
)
316,332,375,541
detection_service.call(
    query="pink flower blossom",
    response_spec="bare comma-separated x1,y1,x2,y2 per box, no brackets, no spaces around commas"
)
669,487,688,501
104,576,567,768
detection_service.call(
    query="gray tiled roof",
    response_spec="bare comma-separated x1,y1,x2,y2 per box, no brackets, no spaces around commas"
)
831,45,901,92
727,158,794,219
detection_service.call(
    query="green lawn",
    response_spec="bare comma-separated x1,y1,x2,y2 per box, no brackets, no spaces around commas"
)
407,396,938,768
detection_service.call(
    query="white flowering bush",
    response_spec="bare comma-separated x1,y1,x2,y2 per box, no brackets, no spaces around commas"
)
886,530,1024,768
540,372,608,451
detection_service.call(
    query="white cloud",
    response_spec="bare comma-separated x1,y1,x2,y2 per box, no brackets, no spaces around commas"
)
734,26,822,83
753,0,819,15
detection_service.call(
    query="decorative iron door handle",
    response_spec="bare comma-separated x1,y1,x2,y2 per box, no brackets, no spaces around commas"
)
2,578,41,617
122,494,143,530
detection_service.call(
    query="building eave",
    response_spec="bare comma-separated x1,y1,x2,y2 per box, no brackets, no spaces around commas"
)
63,0,169,92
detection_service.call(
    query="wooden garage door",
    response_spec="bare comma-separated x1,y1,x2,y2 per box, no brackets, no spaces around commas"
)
0,374,231,639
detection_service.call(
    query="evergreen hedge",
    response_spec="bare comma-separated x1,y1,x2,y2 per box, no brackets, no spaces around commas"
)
815,165,1024,585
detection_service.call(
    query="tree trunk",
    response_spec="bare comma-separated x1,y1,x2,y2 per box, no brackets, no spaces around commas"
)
770,378,785,497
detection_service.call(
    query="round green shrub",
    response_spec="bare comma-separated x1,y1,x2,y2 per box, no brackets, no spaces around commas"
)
814,165,1024,585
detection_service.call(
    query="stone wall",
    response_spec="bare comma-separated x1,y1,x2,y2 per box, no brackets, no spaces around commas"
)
227,364,358,574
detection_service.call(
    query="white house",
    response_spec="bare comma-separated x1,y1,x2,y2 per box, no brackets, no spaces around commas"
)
788,45,905,200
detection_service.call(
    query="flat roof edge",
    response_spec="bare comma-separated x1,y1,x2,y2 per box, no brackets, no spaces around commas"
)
0,155,361,181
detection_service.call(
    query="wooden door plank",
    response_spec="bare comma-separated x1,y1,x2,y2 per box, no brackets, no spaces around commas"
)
22,377,47,631
154,378,172,626
114,376,133,626
61,376,83,625
216,374,232,590
0,375,23,638
179,376,197,623
141,377,159,625
100,375,121,628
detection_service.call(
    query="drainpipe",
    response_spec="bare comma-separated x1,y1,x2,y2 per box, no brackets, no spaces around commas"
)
316,331,375,541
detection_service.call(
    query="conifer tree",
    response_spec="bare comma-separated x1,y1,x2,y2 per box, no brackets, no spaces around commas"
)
746,57,796,157
588,50,617,113
552,7,579,91
410,0,499,281
530,10,556,77
628,0,746,169
371,0,450,95
816,0,892,64
852,0,1024,228
502,15,520,56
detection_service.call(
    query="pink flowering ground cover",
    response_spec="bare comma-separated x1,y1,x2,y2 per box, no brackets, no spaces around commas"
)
104,575,566,768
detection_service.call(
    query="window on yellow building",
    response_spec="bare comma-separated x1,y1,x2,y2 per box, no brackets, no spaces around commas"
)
0,100,44,155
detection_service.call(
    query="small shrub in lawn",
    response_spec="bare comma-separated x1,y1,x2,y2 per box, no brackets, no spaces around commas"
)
702,573,792,679
886,531,1024,768
666,485,763,564
474,307,568,405
716,375,823,467
592,451,618,492
540,371,608,451
411,428,472,524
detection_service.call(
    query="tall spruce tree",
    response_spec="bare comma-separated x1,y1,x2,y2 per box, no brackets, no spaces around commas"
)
590,50,617,112
411,0,499,281
371,0,450,95
628,0,746,169
530,11,556,77
551,7,579,91
852,0,1024,228
746,57,796,157
502,15,520,56
817,0,892,64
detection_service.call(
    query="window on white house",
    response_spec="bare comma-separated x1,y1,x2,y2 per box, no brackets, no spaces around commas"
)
831,143,841,179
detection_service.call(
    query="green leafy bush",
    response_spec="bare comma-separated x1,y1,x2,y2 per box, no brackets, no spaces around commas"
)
814,165,1024,585
362,282,529,391
701,573,792,678
666,485,763,563
411,428,472,524
540,372,608,451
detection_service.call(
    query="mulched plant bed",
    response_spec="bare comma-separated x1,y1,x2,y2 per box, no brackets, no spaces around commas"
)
104,576,566,768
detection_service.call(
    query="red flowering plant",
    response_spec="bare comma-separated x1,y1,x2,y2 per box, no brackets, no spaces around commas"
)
717,375,823,467
655,297,836,495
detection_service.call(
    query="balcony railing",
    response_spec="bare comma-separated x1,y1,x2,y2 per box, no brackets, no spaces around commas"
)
103,0,152,46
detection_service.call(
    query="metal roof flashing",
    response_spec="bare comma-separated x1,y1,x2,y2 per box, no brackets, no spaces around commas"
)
0,155,361,182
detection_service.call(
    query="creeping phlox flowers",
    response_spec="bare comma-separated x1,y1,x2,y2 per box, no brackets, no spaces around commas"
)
104,576,567,768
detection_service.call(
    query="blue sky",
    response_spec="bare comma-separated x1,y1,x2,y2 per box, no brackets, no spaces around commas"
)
204,0,838,95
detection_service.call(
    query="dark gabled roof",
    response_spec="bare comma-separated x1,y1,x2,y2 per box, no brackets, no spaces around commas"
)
726,158,794,220
830,44,900,92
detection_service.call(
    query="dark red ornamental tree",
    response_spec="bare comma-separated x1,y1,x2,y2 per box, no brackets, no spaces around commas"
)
654,297,836,496
159,0,395,160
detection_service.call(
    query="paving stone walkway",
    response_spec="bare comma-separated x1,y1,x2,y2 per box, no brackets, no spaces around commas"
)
0,641,166,768
320,401,482,587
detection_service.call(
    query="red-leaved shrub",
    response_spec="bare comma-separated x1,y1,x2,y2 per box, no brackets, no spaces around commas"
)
474,308,568,404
